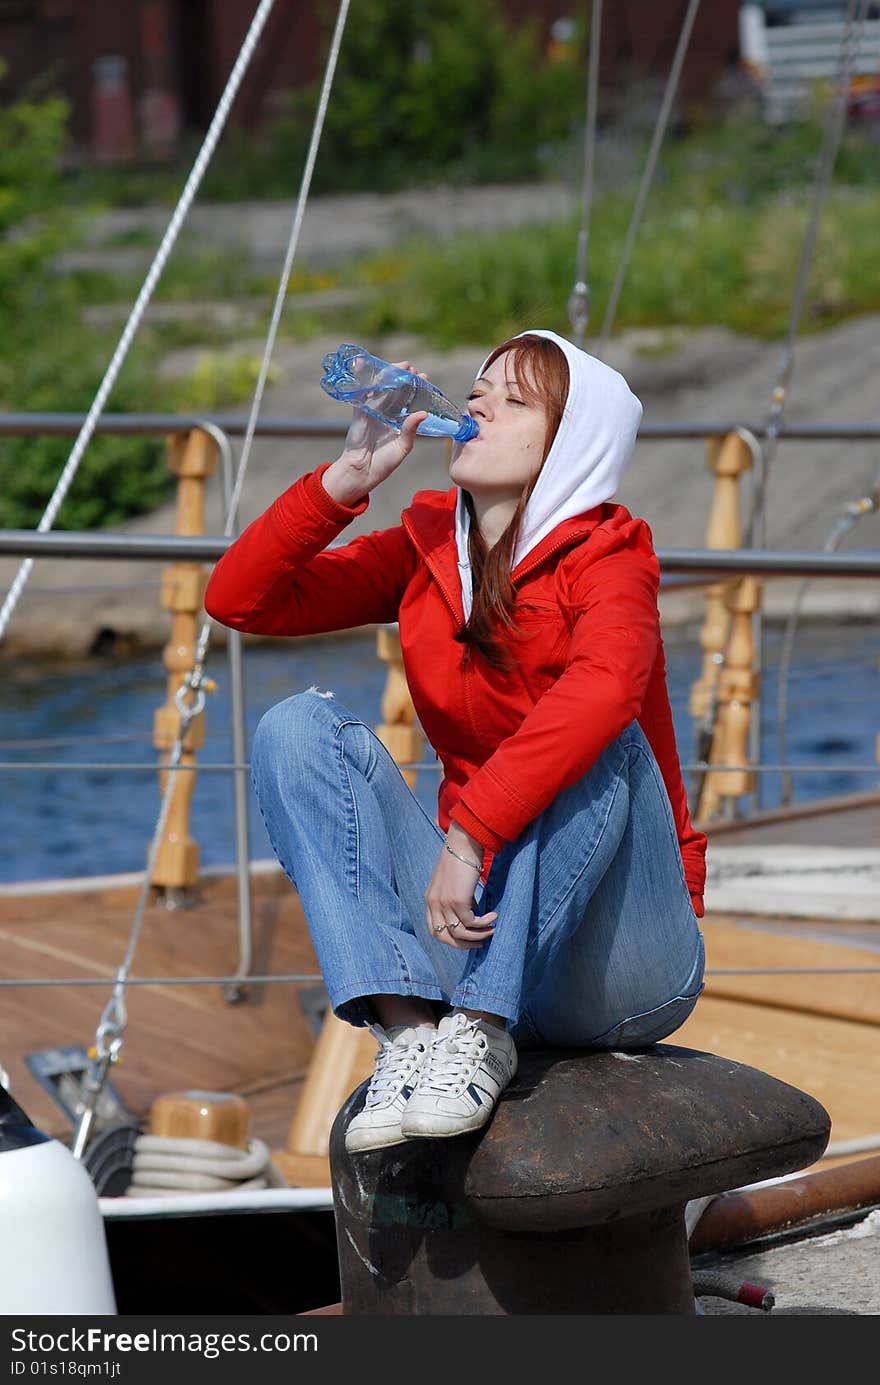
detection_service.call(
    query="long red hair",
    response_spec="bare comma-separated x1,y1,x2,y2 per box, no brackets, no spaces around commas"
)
455,334,569,671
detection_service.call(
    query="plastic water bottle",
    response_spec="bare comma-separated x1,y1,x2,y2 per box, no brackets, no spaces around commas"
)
320,343,479,442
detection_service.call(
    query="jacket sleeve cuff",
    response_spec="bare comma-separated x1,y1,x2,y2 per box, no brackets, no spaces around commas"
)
304,462,370,523
448,802,507,855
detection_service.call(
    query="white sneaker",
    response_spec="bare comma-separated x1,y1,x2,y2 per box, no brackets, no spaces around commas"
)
344,1023,435,1153
400,1012,517,1139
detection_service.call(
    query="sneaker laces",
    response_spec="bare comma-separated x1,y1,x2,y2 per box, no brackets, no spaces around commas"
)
364,1025,427,1108
420,1014,486,1095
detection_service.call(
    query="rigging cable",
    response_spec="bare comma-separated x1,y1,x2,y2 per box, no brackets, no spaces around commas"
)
595,0,703,357
567,0,603,348
0,0,282,645
69,0,354,1158
776,473,880,805
745,0,871,546
693,0,871,819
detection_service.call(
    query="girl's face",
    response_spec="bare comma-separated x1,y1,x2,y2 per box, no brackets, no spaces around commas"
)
449,351,548,500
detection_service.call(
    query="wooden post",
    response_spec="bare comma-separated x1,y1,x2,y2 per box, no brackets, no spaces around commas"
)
273,1014,377,1187
374,625,423,790
694,432,759,821
151,429,217,893
689,433,750,725
711,575,761,803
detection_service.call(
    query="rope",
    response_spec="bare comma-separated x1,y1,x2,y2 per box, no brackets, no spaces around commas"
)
567,0,603,347
69,0,353,1156
0,0,281,644
693,1,871,815
126,1134,287,1197
224,0,352,530
777,475,880,804
746,0,871,543
691,1271,774,1312
596,0,703,355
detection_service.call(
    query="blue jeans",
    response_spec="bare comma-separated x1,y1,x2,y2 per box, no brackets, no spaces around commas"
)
251,689,704,1049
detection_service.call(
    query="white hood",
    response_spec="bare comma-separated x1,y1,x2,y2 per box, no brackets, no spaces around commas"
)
454,328,643,619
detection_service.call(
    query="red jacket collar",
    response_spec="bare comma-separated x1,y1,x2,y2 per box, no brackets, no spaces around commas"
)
401,486,604,608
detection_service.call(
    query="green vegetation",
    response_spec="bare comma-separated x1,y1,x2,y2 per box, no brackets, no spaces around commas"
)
0,84,167,530
3,10,880,531
0,87,276,531
343,111,880,346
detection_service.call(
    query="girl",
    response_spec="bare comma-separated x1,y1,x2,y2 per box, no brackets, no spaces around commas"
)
204,329,707,1155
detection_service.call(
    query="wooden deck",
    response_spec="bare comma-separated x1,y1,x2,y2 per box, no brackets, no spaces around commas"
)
1,792,878,1180
0,867,320,1151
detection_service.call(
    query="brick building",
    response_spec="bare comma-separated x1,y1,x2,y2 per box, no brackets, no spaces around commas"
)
0,1,741,165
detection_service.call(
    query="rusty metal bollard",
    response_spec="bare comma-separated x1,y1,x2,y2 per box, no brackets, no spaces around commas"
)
329,1046,829,1315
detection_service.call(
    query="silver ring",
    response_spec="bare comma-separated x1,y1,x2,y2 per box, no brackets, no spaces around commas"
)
433,922,447,935
447,919,460,931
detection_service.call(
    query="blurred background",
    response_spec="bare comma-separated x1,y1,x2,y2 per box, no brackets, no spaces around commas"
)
2,0,880,536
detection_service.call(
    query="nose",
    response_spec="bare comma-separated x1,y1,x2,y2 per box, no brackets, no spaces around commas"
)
469,395,493,423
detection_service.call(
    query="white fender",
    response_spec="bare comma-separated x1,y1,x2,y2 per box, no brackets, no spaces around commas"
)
0,1093,117,1314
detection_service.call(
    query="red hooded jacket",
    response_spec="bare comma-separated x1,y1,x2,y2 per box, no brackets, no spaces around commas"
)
204,463,707,911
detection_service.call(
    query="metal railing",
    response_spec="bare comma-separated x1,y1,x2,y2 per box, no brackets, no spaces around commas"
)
1,412,878,998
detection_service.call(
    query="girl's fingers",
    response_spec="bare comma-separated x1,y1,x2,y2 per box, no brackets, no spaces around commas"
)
401,410,428,430
444,913,496,949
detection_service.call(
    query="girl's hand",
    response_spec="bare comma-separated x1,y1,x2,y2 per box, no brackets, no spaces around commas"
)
322,360,429,505
425,834,498,951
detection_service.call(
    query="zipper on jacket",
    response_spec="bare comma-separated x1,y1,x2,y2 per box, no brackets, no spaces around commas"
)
460,639,479,739
511,528,591,587
401,511,463,627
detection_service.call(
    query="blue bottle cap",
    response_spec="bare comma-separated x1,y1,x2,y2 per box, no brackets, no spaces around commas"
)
455,414,480,443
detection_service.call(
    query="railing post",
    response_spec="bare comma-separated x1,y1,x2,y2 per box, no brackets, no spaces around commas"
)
690,435,741,726
272,1011,377,1188
693,432,758,821
374,625,423,790
712,574,761,808
151,429,218,900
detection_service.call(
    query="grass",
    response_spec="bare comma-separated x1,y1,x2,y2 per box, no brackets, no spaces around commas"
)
342,181,880,347
54,112,880,350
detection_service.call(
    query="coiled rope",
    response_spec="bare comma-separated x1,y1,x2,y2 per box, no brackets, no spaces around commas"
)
126,1134,287,1197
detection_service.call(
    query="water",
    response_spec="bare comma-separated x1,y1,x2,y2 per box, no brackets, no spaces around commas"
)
0,623,877,884
320,343,479,441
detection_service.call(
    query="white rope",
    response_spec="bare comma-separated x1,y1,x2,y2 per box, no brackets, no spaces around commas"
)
69,0,353,1154
0,0,281,643
749,0,870,531
127,1134,288,1196
224,0,352,531
567,0,603,347
596,0,703,355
